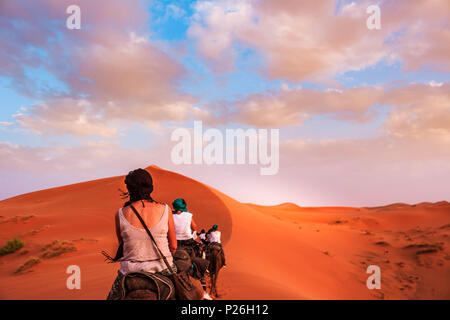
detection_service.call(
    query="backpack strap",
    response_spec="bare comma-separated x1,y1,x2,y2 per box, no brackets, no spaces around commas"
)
129,204,175,275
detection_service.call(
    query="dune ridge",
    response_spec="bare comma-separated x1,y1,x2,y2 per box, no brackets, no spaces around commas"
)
0,166,449,299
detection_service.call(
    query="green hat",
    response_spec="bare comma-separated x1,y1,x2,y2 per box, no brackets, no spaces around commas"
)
172,198,187,212
212,224,218,230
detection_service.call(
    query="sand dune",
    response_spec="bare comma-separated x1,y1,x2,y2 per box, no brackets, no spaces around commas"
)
0,166,449,299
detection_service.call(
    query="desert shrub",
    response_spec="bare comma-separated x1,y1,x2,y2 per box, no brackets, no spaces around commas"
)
41,240,76,259
0,238,24,256
15,257,41,274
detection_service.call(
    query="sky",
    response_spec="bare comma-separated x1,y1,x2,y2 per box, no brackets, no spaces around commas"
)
0,0,449,206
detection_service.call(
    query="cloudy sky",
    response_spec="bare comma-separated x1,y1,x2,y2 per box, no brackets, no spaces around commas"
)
1,0,449,206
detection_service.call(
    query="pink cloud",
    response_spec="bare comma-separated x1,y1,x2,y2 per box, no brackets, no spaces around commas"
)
382,0,450,72
221,83,450,143
1,0,206,136
227,86,384,127
383,83,450,142
189,0,449,80
13,98,118,138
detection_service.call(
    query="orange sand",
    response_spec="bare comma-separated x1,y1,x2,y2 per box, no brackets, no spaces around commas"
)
0,166,449,299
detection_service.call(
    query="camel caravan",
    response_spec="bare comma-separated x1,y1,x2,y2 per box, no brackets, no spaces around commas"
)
102,169,226,300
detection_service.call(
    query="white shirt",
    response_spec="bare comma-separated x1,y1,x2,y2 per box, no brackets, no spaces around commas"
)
199,233,206,241
172,211,193,240
118,205,173,274
208,230,221,243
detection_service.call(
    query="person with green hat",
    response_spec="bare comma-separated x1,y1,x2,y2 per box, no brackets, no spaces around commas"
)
206,224,226,266
206,224,221,243
172,198,198,247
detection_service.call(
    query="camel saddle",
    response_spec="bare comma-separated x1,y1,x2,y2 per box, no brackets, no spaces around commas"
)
120,271,175,300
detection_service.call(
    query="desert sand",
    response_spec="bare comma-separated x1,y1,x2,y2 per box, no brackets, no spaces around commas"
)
0,165,449,299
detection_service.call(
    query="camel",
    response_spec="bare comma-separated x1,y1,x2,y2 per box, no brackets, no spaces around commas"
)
206,243,225,297
107,249,206,300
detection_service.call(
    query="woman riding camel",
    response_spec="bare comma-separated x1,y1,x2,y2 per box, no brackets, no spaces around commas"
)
106,168,178,299
206,224,221,243
172,198,198,249
206,224,226,266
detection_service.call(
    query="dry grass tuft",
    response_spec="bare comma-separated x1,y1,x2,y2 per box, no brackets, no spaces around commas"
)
0,238,25,256
15,257,41,274
40,240,76,259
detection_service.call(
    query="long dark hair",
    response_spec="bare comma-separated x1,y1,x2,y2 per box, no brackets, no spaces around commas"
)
102,168,157,263
122,168,156,207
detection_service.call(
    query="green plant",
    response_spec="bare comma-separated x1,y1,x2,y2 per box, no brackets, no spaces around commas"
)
0,238,24,256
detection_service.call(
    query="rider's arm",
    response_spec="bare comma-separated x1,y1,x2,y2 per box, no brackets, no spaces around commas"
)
191,216,198,233
167,209,177,255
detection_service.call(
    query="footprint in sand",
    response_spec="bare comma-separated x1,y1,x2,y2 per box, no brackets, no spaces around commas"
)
18,225,51,237
0,215,34,224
